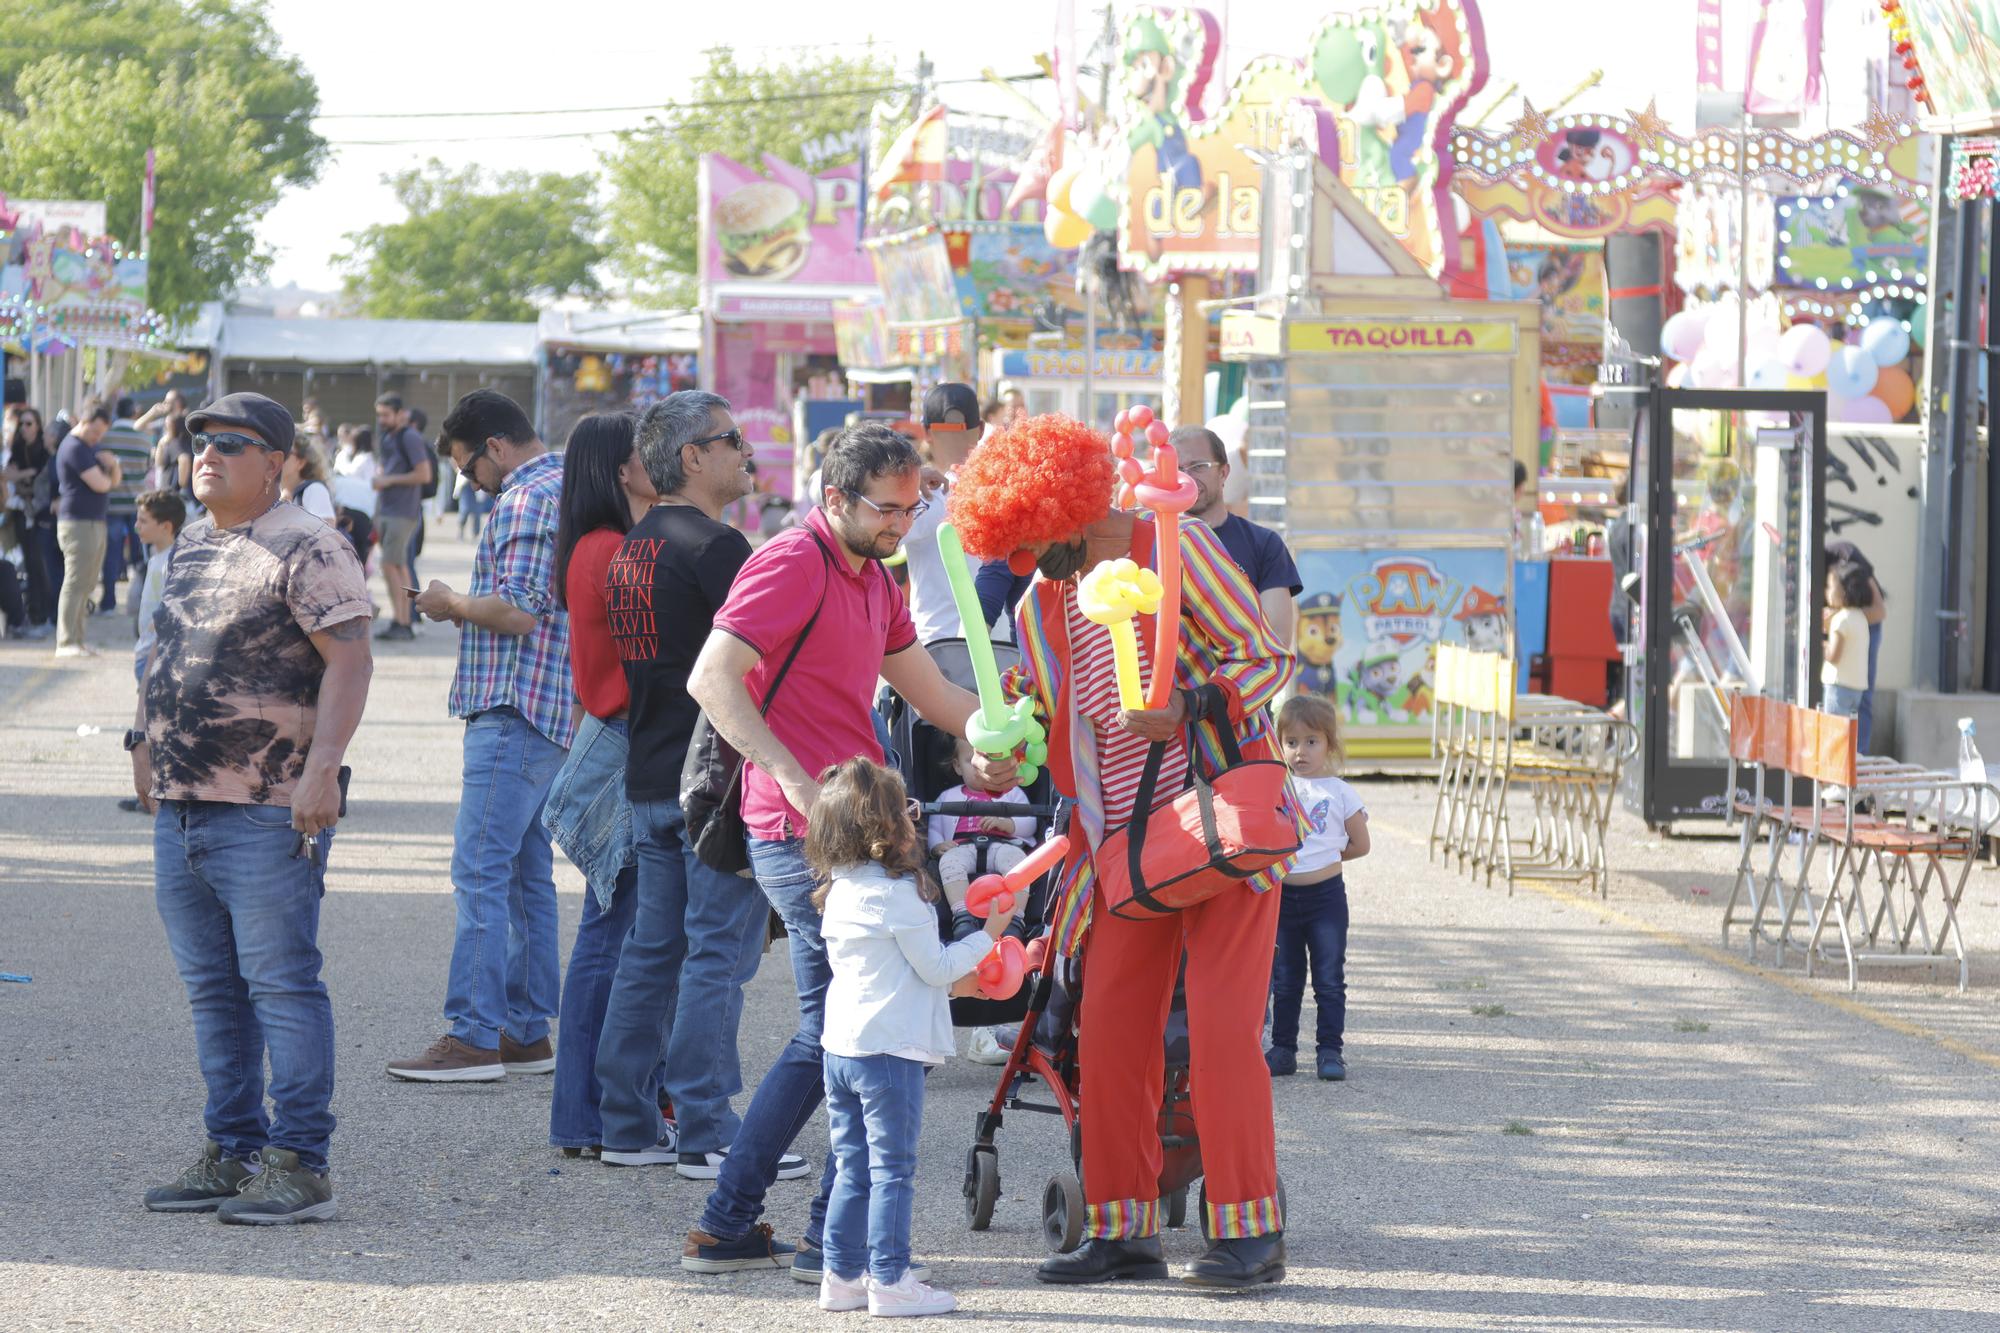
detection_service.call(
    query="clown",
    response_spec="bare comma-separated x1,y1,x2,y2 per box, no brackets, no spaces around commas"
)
1455,586,1510,653
948,414,1297,1290
1296,590,1344,699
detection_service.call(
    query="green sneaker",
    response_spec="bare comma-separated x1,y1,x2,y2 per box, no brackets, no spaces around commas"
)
143,1141,258,1213
216,1149,336,1225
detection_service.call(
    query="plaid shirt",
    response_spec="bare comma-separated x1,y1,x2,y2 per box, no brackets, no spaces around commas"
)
448,451,574,748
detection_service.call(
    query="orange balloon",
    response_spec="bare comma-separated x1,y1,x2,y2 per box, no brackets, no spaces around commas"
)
1873,366,1915,419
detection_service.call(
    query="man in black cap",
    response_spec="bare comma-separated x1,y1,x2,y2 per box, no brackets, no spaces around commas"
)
129,391,374,1224
900,382,991,646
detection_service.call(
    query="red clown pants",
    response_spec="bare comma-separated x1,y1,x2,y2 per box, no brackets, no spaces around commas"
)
1077,874,1283,1241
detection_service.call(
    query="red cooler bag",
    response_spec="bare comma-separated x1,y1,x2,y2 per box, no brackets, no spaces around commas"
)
1097,717,1300,921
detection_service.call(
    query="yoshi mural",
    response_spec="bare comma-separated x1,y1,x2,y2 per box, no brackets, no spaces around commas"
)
1109,1,1487,281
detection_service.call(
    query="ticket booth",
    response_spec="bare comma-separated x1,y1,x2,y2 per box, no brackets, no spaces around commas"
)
1221,154,1542,762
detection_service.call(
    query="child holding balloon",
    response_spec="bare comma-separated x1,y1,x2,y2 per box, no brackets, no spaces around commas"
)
808,756,1016,1317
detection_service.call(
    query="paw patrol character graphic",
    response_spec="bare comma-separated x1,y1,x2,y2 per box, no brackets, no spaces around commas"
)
1297,590,1344,698
1346,639,1408,726
1454,586,1510,653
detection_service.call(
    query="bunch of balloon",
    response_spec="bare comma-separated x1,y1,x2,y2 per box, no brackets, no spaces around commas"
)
1042,145,1119,251
1108,404,1199,710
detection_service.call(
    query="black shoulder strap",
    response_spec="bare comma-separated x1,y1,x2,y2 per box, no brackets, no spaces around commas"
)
757,528,834,718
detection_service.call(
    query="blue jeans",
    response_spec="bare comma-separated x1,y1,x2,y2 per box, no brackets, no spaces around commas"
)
446,707,565,1051
697,835,837,1245
101,514,133,608
153,801,336,1171
1269,874,1348,1056
596,801,770,1154
549,862,637,1149
1825,683,1866,720
1860,622,1883,753
822,1052,926,1284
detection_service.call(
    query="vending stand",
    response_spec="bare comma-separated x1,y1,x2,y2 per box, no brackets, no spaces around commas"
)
1221,155,1541,761
988,347,1163,434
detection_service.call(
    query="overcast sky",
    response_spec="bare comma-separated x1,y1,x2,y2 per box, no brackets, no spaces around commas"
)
254,0,1878,295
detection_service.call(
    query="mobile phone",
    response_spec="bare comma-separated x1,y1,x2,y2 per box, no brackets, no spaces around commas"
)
337,764,351,818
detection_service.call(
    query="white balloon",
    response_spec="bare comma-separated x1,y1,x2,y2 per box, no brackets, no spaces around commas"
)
1661,310,1710,362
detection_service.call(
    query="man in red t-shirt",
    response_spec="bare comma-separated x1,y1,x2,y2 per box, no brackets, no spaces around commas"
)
677,420,1018,1275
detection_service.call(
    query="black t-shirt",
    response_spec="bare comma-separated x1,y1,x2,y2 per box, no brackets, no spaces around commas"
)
1212,513,1303,596
609,503,753,802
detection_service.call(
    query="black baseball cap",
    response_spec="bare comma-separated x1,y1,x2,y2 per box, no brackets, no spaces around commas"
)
921,382,981,432
187,392,295,453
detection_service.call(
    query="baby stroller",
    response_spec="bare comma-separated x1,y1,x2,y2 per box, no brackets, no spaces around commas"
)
960,933,1206,1253
879,637,1058,1033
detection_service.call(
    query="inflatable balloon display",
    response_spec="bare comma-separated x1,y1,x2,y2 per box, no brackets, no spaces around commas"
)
1780,324,1832,377
1872,366,1916,419
1860,318,1911,367
1826,345,1880,401
1661,309,1709,363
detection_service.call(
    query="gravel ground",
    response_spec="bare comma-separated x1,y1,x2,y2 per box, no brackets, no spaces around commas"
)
5,528,2000,1332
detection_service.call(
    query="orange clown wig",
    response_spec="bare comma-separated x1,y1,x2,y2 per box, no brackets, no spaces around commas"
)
947,413,1117,563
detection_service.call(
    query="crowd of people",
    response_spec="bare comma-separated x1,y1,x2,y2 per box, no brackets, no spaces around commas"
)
7,374,1384,1310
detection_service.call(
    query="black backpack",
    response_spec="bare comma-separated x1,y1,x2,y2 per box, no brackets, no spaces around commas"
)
416,432,442,501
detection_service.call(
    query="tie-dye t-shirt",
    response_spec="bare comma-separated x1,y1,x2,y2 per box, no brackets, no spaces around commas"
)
144,500,372,806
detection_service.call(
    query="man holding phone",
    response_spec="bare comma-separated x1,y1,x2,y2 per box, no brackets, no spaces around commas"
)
129,392,374,1224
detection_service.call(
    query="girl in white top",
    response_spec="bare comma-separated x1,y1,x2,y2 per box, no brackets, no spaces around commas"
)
331,425,379,517
1821,563,1873,724
1269,693,1370,1082
280,438,336,526
807,757,1016,1318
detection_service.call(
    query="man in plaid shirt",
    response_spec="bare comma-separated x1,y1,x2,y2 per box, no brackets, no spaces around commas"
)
389,390,575,1083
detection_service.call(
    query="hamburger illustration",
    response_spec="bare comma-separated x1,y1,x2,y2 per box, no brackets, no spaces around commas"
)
715,180,811,280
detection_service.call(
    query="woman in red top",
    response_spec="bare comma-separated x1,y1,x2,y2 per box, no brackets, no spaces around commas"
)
545,413,659,1155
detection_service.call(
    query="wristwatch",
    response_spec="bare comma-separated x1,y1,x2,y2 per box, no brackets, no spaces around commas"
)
122,727,148,752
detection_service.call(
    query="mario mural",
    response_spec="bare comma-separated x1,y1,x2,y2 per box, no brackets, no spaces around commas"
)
1295,551,1512,732
1111,1,1486,281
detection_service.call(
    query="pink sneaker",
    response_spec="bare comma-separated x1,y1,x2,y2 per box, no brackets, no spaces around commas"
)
819,1270,868,1312
868,1273,956,1317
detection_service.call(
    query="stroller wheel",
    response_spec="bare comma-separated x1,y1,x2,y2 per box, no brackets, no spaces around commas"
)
1042,1171,1086,1254
1164,1185,1188,1230
966,1148,1000,1231
1197,1175,1287,1243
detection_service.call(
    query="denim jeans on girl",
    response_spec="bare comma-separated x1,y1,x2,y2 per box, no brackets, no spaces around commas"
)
821,1052,926,1284
545,713,639,1149
595,801,769,1155
1824,682,1866,720
154,800,336,1172
696,834,836,1247
446,706,565,1051
1269,874,1349,1057
549,862,638,1149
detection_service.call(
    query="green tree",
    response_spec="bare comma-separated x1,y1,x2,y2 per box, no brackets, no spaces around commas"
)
601,46,898,302
0,0,325,323
338,162,606,322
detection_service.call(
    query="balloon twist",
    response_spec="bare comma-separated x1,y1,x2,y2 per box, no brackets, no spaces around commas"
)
964,835,1071,918
1077,558,1164,711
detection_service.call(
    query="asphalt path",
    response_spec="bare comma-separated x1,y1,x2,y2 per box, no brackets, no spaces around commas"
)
5,526,2000,1331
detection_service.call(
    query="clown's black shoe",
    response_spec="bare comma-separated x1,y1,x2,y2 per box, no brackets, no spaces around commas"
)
1183,1232,1286,1288
1036,1236,1168,1284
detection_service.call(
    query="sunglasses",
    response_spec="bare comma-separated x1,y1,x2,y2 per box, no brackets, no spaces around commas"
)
688,428,749,452
194,431,278,456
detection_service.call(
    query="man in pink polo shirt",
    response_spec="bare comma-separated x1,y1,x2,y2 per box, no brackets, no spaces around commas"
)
680,420,1017,1277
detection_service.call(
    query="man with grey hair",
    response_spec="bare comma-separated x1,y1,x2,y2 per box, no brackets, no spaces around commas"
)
592,390,803,1177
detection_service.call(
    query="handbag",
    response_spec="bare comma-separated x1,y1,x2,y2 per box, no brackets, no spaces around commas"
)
680,533,831,875
1096,687,1301,921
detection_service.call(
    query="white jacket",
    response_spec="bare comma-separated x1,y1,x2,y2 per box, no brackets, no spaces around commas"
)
820,862,992,1065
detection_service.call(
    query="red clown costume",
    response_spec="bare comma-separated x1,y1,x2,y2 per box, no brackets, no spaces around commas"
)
948,415,1297,1284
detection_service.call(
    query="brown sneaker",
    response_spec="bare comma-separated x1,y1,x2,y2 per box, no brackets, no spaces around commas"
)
386,1034,504,1083
500,1033,556,1075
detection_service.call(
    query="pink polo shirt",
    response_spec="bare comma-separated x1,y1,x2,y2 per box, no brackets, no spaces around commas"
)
713,507,916,840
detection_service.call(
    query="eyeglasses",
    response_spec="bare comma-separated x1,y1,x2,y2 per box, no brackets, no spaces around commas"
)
845,490,931,522
1182,460,1220,475
193,431,277,456
688,428,749,452
455,445,489,482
